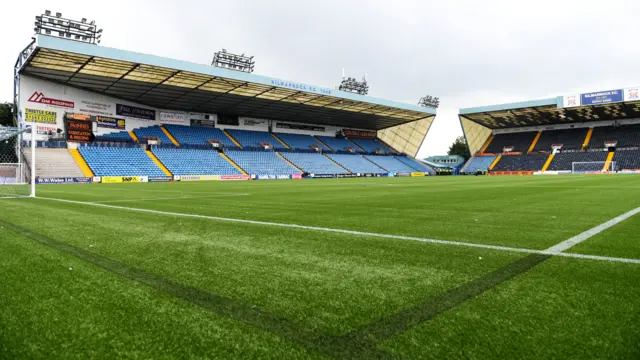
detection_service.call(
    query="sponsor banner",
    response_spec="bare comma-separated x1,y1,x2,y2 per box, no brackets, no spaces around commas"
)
160,111,187,125
28,91,74,109
36,177,92,184
624,87,640,102
276,122,325,132
396,172,411,177
96,116,126,129
102,176,141,183
533,171,560,175
148,176,173,182
25,108,57,124
93,176,102,183
292,174,302,179
411,172,426,177
140,176,149,183
343,129,377,139
79,100,113,116
581,89,623,106
116,103,156,120
255,174,293,180
219,175,250,181
173,175,181,181
563,94,580,108
270,79,333,95
180,175,219,181
309,174,335,179
37,125,57,135
243,118,267,127
65,118,93,142
336,174,358,178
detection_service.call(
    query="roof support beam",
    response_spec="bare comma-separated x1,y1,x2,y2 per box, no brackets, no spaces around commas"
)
102,63,141,93
133,70,182,101
66,56,94,82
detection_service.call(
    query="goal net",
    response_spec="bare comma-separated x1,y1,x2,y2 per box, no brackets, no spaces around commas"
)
571,161,616,174
0,126,34,198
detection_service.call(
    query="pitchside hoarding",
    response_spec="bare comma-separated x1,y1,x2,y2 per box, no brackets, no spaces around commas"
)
580,89,623,106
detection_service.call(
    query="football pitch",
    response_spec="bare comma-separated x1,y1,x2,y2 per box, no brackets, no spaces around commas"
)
1,175,639,359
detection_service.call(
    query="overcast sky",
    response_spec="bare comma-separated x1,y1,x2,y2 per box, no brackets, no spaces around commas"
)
3,0,640,157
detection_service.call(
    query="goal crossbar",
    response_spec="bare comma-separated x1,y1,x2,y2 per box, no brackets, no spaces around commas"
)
0,125,35,197
571,161,616,174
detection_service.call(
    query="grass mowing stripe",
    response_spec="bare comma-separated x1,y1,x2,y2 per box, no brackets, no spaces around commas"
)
0,219,394,359
337,254,551,352
545,207,640,253
34,196,640,265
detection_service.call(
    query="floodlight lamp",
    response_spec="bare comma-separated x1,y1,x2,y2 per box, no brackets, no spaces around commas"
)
97,40,101,44
36,16,42,21
81,18,87,23
97,28,102,33
45,10,51,15
56,12,62,18
45,29,51,34
90,20,95,25
33,27,38,32
75,35,80,39
58,31,64,36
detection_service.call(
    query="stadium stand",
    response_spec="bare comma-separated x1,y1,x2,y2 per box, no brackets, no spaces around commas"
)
96,131,134,143
226,150,300,175
316,136,358,152
326,154,386,173
281,152,349,174
349,138,389,153
226,129,286,149
274,132,327,151
134,126,172,145
547,151,608,171
79,146,165,176
152,148,240,175
613,150,640,170
534,128,588,151
484,131,538,153
164,125,238,148
491,153,548,171
395,156,435,174
462,155,497,173
589,124,640,148
34,148,84,178
364,155,415,172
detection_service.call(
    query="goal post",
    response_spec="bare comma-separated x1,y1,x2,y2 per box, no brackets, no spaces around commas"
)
0,125,35,198
571,161,616,174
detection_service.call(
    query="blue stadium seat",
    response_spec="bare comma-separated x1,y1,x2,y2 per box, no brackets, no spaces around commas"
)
79,146,165,176
316,136,359,152
613,149,640,170
492,154,548,171
395,156,435,174
152,148,240,175
364,155,415,172
134,126,172,144
164,125,237,148
589,124,640,148
462,156,497,173
97,131,134,143
226,150,300,175
485,132,538,153
534,128,588,151
281,152,349,174
350,138,389,153
548,151,608,171
275,133,328,150
226,130,287,149
326,154,385,173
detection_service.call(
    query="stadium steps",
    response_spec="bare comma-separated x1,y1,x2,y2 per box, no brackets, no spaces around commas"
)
145,150,172,176
364,156,389,172
276,152,303,172
314,136,333,151
271,134,291,149
32,148,84,178
347,139,367,152
583,128,593,147
488,155,501,170
322,154,352,173
69,149,95,177
603,151,615,171
479,135,494,154
220,152,247,175
528,132,542,153
541,153,555,171
160,125,180,146
128,131,139,143
223,130,243,149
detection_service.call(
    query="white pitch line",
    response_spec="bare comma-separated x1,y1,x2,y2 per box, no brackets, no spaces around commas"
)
33,196,640,265
545,207,640,253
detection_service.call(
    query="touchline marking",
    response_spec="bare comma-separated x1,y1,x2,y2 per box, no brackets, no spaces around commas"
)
35,197,640,265
545,207,640,253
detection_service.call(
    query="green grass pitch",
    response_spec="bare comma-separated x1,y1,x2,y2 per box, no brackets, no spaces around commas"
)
0,175,639,359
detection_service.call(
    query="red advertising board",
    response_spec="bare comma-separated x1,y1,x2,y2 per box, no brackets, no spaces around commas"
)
219,175,250,181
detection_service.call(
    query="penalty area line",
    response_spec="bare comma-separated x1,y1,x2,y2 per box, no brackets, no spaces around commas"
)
35,196,640,265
